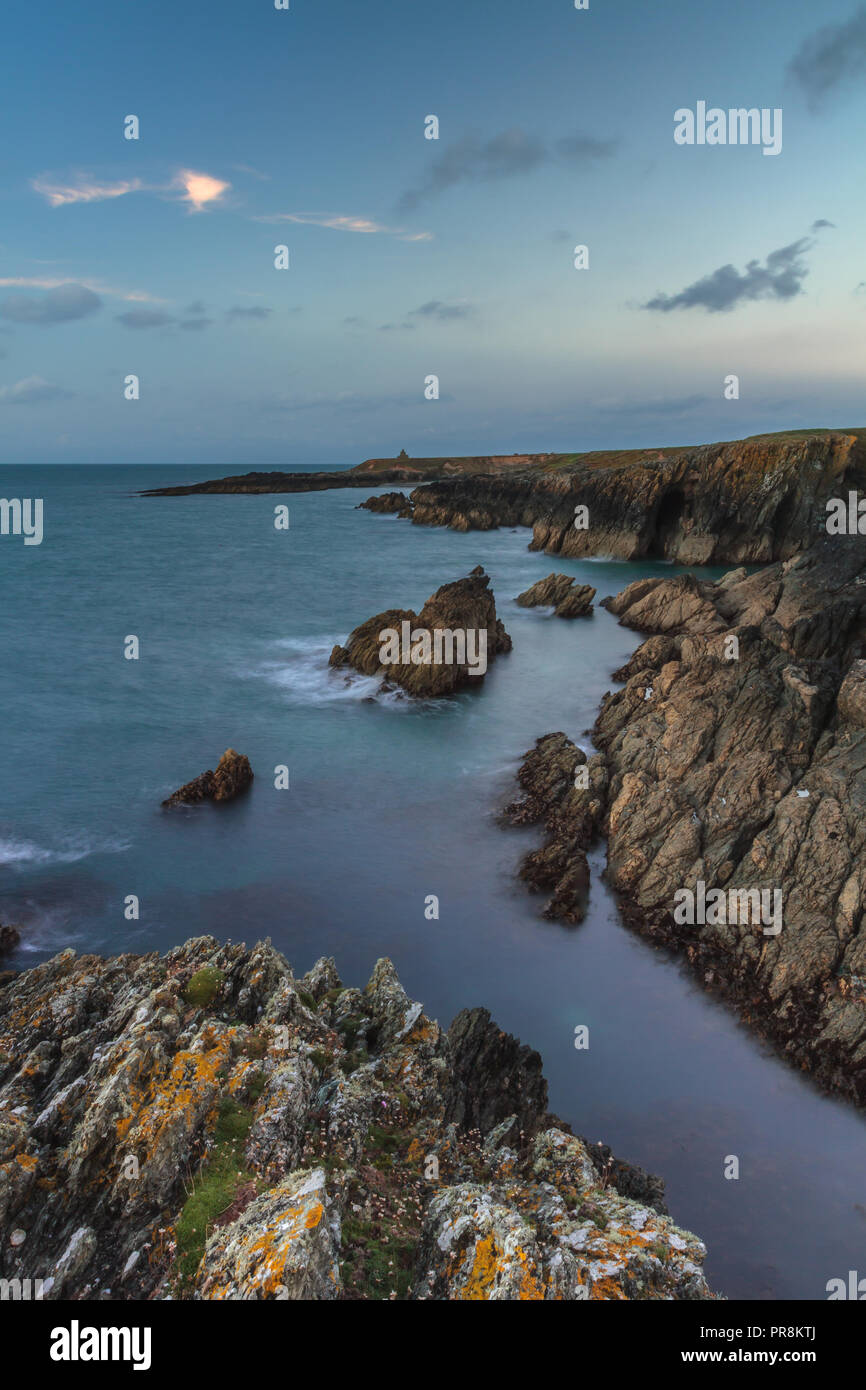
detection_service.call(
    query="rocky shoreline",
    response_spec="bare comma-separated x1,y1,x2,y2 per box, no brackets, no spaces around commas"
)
0,936,713,1300
503,538,866,1105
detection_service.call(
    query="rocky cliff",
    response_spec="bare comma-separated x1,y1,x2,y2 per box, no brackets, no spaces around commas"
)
504,538,866,1103
405,431,866,565
0,936,713,1301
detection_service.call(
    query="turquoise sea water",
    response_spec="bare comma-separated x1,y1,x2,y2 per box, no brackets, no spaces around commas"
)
1,463,865,1300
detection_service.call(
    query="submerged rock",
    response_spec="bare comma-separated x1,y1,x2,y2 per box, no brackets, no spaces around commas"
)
516,573,596,617
0,936,714,1301
329,566,512,697
163,749,253,807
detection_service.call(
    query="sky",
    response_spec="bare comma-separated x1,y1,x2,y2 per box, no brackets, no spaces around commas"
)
1,0,865,466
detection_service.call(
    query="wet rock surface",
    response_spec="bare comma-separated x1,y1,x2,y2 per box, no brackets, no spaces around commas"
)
503,733,607,923
329,566,512,697
0,936,713,1300
163,749,254,808
516,573,596,617
590,538,866,1102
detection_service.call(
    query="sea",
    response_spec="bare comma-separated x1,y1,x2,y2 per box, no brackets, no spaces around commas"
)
1,462,864,1300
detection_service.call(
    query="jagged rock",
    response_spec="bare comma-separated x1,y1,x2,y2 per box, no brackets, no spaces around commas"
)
0,925,20,956
0,937,711,1301
197,1169,341,1300
443,1007,548,1138
592,538,866,1102
358,491,413,517
516,573,596,617
163,749,253,807
329,567,512,697
502,733,607,922
413,1130,710,1301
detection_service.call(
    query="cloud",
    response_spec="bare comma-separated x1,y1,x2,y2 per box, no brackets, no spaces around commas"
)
115,309,175,329
788,6,866,110
31,175,144,207
593,393,708,419
255,212,432,242
0,277,160,302
185,300,207,315
379,322,416,332
554,135,619,164
0,375,68,404
399,128,617,211
811,218,836,231
0,283,102,324
226,305,271,321
173,169,231,212
642,238,814,313
180,317,213,331
409,300,474,321
33,169,231,214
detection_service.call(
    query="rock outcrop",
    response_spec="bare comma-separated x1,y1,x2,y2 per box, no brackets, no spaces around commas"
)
516,574,596,617
0,925,20,957
503,733,607,923
0,936,713,1301
162,750,253,808
329,567,512,697
357,492,413,517
587,537,866,1101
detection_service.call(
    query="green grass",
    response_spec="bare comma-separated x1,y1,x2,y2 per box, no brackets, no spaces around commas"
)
171,1096,257,1294
182,966,225,1008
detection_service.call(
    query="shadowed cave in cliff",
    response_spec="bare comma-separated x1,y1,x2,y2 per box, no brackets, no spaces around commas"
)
647,487,687,557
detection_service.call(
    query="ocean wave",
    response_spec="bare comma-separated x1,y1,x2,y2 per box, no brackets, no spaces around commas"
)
0,833,130,870
249,636,426,710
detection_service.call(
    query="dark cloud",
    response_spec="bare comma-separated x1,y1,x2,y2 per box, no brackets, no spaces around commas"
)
226,305,271,321
180,317,213,331
788,6,866,110
0,283,102,324
343,315,366,327
595,394,708,419
398,128,615,211
554,135,619,164
185,300,207,315
811,219,836,231
409,300,474,321
379,322,416,332
115,309,175,329
643,238,813,313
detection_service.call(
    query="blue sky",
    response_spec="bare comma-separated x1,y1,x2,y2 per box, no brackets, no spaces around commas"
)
2,0,865,465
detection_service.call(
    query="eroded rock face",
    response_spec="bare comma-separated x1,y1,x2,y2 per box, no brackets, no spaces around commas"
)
407,432,866,565
329,567,512,697
0,937,713,1301
163,749,253,807
516,574,596,617
593,538,866,1102
502,733,607,923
